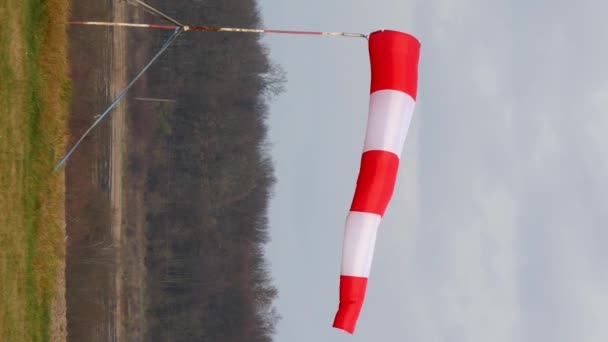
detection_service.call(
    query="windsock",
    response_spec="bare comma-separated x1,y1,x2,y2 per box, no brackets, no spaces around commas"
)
333,30,420,334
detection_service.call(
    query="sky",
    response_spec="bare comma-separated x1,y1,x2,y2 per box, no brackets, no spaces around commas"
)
258,0,608,341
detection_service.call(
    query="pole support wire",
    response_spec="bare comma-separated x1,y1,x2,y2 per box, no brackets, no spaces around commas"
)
130,0,184,26
54,27,182,172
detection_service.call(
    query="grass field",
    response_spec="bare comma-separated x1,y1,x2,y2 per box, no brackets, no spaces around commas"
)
0,0,69,340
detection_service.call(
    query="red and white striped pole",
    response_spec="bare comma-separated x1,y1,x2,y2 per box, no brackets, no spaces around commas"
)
65,21,367,39
333,30,420,334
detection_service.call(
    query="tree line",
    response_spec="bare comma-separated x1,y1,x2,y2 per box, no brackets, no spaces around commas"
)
131,1,286,341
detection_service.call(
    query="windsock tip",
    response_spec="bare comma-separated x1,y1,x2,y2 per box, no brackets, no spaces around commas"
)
332,314,357,334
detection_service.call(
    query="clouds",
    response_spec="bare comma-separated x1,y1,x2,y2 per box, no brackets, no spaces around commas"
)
413,0,608,341
260,0,608,341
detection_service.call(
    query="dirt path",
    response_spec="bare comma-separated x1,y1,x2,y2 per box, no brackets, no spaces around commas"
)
110,1,127,340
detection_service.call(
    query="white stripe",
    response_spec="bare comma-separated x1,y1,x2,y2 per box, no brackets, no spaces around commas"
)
341,211,381,277
363,90,416,157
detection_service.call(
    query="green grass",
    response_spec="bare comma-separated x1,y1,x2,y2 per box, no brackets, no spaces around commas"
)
0,0,69,340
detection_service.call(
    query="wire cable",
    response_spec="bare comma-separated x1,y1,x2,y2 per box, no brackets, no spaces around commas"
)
130,0,184,26
54,27,183,172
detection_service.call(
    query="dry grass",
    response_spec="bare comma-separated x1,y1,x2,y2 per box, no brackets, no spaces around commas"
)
0,0,69,341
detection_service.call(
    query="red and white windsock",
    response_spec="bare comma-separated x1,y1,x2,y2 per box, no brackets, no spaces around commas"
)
333,30,420,334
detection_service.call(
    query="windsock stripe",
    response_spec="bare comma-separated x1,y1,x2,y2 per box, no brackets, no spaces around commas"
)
333,275,368,334
350,150,400,216
340,211,381,277
363,89,416,156
369,30,420,98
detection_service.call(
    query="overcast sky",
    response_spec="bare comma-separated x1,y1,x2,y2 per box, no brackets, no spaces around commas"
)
258,0,608,341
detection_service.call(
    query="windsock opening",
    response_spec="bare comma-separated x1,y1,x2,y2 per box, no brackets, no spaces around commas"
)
332,29,420,334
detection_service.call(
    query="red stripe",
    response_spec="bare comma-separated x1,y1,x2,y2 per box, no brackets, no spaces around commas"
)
333,275,368,334
350,150,399,216
148,24,179,30
369,30,421,99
